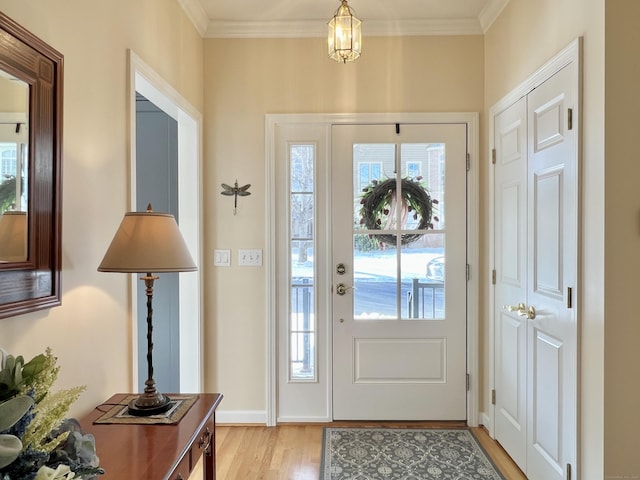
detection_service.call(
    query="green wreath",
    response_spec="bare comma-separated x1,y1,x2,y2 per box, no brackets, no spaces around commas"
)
358,176,438,246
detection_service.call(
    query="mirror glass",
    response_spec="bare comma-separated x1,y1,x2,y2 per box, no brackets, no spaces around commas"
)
0,72,28,263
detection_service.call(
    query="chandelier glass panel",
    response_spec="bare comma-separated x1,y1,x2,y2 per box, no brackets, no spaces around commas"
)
327,0,362,63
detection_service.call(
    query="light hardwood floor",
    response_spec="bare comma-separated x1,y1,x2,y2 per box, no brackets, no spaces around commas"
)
215,422,527,479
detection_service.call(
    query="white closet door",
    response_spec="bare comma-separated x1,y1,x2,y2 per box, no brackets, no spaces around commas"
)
525,63,577,480
493,62,578,480
494,96,528,469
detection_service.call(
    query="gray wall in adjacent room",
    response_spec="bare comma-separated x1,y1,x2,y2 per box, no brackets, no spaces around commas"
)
135,93,180,394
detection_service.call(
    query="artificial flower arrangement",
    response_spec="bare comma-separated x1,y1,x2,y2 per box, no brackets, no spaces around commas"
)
0,348,103,480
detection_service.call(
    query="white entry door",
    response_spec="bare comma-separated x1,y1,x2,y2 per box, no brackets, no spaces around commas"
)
494,63,578,479
331,123,468,420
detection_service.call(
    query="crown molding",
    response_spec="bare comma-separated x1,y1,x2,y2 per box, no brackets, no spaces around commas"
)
204,18,484,39
478,0,510,32
177,0,209,36
178,0,511,39
205,20,323,39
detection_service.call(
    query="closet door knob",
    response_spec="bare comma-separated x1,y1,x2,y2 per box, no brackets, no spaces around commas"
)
518,306,536,320
503,303,525,313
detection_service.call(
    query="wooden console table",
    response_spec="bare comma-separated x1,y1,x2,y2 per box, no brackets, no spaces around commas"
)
79,393,223,480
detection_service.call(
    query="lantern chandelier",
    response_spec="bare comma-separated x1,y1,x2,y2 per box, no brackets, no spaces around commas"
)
327,0,362,63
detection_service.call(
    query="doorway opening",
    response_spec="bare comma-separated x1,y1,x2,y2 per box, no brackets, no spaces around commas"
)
128,50,203,393
266,113,479,426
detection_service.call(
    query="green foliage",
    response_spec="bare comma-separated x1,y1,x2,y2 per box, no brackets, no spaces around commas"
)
354,234,380,252
22,386,86,453
0,348,98,479
0,396,34,431
0,396,34,470
20,350,59,404
358,176,439,246
0,353,47,403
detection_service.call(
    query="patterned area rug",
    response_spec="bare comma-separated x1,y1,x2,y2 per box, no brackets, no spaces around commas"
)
321,428,505,479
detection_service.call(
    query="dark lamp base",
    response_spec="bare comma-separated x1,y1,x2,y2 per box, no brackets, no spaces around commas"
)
127,393,172,416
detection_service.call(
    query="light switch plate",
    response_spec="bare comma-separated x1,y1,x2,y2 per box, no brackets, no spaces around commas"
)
238,249,262,266
214,249,231,266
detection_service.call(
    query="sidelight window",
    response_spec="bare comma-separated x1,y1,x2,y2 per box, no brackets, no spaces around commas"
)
289,144,316,381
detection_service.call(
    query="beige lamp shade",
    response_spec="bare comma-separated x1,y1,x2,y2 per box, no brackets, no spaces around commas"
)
0,211,27,261
98,208,196,273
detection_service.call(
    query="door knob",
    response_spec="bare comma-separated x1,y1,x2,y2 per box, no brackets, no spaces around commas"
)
518,305,536,320
503,303,526,313
336,283,352,296
502,303,536,319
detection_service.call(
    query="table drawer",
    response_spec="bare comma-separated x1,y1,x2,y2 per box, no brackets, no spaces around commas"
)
80,394,222,480
194,417,215,460
169,453,191,480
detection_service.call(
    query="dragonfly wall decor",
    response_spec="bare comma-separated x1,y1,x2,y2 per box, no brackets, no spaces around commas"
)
220,180,251,215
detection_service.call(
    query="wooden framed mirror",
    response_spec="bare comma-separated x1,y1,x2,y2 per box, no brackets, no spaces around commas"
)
0,12,63,319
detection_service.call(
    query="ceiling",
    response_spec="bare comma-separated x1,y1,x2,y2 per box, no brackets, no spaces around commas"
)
178,0,510,38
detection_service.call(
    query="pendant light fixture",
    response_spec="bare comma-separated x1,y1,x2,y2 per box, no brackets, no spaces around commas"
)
327,0,362,63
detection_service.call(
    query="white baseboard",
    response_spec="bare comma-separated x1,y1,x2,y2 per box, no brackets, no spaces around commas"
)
215,411,332,424
216,410,267,424
276,415,331,423
217,411,491,428
479,411,493,437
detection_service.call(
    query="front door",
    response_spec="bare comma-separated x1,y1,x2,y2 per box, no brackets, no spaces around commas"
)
331,123,468,420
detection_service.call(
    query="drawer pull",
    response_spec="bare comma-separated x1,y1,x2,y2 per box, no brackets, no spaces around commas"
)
198,427,212,454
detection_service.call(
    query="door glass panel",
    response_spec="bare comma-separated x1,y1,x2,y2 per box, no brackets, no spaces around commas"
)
352,142,446,321
353,233,398,319
354,143,395,230
401,144,445,320
401,233,445,319
290,144,316,381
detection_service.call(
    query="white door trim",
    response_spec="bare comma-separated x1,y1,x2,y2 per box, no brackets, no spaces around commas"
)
266,112,479,427
127,50,204,393
487,37,582,436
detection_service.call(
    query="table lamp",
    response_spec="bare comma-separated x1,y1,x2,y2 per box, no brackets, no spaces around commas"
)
98,204,197,416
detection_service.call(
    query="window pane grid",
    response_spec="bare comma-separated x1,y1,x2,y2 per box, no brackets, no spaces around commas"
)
352,142,446,321
289,144,317,381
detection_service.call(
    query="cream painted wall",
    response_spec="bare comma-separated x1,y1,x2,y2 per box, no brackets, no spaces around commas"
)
203,36,484,414
485,0,606,477
0,0,203,416
604,1,640,475
1,0,627,475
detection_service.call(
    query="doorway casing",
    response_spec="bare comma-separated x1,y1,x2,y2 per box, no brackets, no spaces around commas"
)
487,37,581,477
127,50,203,393
265,112,479,427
